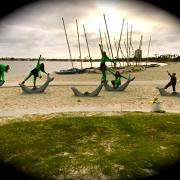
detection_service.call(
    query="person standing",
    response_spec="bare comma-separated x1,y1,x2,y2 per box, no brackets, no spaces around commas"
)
0,64,10,82
99,44,116,83
21,55,48,89
164,70,177,93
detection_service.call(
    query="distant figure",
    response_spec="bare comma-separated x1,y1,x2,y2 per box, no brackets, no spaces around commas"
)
0,64,10,82
21,55,48,89
99,44,116,83
164,70,177,93
108,68,128,87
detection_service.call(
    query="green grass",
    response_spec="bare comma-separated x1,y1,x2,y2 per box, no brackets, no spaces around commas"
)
0,112,180,179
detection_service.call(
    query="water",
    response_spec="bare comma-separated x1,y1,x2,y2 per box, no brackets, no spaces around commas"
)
0,60,167,75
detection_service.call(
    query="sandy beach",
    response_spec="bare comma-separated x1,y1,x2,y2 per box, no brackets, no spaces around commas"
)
0,62,180,118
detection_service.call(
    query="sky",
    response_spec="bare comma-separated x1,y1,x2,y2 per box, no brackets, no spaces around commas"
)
0,0,179,59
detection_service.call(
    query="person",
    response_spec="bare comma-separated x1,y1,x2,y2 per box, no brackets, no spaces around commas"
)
164,70,177,93
108,68,128,87
21,55,48,89
99,44,116,83
0,64,10,82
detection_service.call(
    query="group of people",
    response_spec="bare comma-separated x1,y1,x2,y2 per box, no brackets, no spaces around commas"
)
0,46,178,92
0,47,128,89
99,44,128,87
98,44,178,92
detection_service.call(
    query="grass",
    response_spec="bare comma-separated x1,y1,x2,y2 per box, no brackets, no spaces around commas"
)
0,112,180,179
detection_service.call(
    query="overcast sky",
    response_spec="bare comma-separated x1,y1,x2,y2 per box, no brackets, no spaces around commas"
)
0,0,179,59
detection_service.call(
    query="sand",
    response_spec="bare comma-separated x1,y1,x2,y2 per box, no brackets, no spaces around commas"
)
0,62,180,119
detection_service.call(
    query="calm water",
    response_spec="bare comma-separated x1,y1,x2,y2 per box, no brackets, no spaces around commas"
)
0,60,167,75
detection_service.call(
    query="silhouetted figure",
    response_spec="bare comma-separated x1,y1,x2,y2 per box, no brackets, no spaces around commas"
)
164,70,177,93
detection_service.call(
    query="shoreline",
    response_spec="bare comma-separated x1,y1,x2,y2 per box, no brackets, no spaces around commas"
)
0,58,179,63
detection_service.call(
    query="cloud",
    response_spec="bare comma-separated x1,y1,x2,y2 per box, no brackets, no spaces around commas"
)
0,0,179,58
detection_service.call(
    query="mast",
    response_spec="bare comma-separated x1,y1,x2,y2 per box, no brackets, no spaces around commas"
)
119,42,126,59
76,19,82,69
114,38,118,56
120,44,125,66
127,22,129,66
114,38,121,66
129,25,134,57
104,32,111,58
99,28,103,47
146,35,151,66
139,34,143,50
117,18,125,58
103,14,114,61
139,34,143,65
124,40,129,66
62,17,74,69
129,25,135,65
83,24,92,68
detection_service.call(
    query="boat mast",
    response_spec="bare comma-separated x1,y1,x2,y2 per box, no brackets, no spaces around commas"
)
139,34,143,65
62,17,74,69
124,40,128,66
114,37,118,56
76,19,82,69
104,32,111,58
146,35,151,66
117,18,125,59
103,14,114,63
119,41,126,58
99,28,103,47
129,25,134,57
126,22,129,66
114,37,121,66
83,24,92,68
129,25,135,65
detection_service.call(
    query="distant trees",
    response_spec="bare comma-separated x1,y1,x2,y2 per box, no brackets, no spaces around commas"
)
0,53,179,62
152,53,180,62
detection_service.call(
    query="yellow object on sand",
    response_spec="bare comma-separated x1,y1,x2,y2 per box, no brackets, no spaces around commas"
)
148,100,153,104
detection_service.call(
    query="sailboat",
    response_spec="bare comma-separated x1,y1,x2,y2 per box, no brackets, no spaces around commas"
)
56,17,84,75
55,67,84,74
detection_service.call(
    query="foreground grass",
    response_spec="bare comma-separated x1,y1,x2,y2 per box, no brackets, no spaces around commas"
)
0,112,180,179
